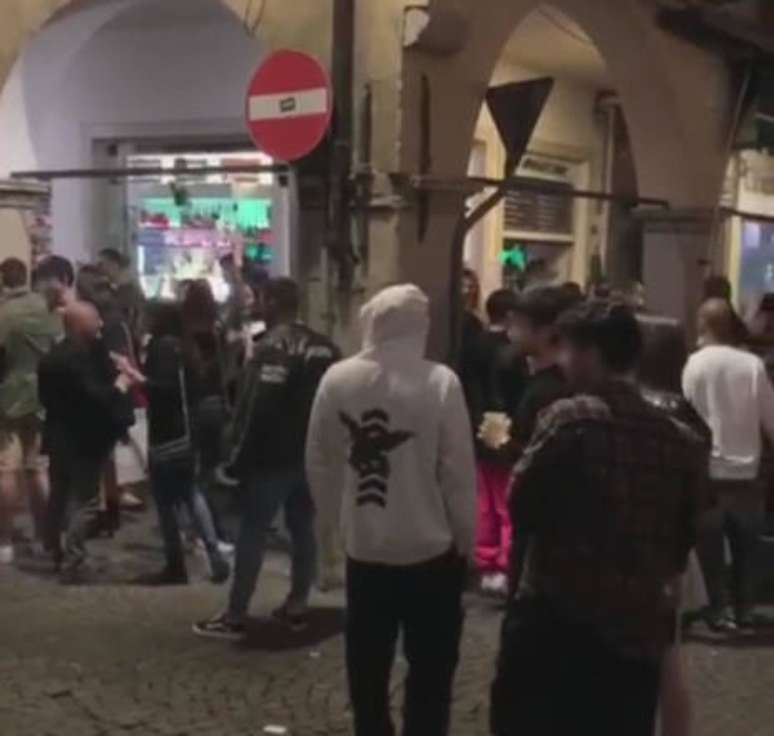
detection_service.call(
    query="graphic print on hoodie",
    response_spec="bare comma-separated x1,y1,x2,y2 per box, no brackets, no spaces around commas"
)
306,283,477,566
340,408,414,507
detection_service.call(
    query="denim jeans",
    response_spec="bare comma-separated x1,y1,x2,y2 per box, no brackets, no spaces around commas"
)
697,479,765,619
227,467,316,621
149,459,224,574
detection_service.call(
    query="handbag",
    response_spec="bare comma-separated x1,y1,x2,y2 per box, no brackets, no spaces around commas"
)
148,361,194,466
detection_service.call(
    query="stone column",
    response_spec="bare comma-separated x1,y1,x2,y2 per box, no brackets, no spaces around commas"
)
637,208,715,329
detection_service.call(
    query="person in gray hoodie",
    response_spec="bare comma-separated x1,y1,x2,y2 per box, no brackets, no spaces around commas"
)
306,283,476,736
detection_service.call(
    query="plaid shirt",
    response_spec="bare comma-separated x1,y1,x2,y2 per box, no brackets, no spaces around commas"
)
513,381,708,660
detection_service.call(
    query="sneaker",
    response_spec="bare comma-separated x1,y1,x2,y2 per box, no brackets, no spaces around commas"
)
480,573,497,594
217,540,235,556
489,572,508,596
192,613,245,641
0,545,14,565
120,490,145,510
706,611,738,634
272,602,310,632
194,539,235,557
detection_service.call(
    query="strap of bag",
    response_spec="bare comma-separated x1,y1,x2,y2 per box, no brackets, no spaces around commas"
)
149,346,192,463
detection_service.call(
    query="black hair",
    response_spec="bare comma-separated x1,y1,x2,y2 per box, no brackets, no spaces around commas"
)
99,248,128,268
485,289,518,324
151,301,184,339
264,277,300,316
636,314,688,393
558,300,643,374
513,285,574,328
34,255,75,288
0,258,28,289
560,281,584,305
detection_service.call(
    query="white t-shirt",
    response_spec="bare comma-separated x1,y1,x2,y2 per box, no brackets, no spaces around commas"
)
683,344,774,480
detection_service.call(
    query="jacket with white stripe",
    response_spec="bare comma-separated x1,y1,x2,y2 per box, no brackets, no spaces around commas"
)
229,322,340,475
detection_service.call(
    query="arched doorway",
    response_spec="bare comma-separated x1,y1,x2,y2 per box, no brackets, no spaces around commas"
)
0,0,329,297
400,0,731,349
462,5,626,299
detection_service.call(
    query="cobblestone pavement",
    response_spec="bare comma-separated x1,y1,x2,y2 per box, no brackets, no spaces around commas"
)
0,511,773,735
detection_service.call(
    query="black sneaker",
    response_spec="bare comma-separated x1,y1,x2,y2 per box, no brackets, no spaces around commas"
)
192,613,245,641
272,603,310,632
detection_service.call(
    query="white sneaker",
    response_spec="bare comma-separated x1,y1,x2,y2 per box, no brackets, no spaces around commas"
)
480,573,497,593
194,539,235,557
0,545,15,565
217,541,235,556
490,572,508,595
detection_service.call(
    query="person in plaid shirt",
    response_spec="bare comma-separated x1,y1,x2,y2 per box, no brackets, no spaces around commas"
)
491,300,707,736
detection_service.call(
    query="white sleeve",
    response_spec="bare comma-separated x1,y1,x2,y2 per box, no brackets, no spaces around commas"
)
437,371,477,559
755,361,774,446
682,356,698,406
305,372,344,534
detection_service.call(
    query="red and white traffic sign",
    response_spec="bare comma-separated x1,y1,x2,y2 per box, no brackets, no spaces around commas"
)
245,50,333,162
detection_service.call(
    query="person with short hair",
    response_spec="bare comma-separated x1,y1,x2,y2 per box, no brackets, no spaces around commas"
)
33,255,75,313
506,285,579,591
97,247,146,349
511,286,579,447
683,297,774,631
194,278,340,639
0,258,62,563
305,284,476,736
468,289,527,595
491,301,706,736
38,301,137,582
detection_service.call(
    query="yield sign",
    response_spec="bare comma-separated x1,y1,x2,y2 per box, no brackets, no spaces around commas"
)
245,50,333,162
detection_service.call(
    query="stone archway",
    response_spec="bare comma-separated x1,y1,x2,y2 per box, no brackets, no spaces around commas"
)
391,0,734,352
0,0,332,94
404,0,730,207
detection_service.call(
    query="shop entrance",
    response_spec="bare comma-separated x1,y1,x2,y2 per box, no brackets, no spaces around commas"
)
0,0,296,292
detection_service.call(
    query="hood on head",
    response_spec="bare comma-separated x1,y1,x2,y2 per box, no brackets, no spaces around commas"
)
360,284,430,354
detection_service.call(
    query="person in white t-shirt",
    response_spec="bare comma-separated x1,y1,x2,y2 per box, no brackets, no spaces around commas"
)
683,298,774,632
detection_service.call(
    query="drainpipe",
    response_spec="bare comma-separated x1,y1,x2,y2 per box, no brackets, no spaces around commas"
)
327,0,356,318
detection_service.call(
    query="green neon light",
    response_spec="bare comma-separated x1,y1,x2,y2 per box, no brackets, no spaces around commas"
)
142,197,272,231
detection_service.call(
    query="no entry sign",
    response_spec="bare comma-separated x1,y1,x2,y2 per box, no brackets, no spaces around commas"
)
245,50,333,162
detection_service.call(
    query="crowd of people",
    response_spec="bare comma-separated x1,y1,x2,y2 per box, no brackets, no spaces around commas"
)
2,249,774,735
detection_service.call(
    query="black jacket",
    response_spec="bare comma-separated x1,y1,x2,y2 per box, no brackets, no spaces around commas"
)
144,335,189,449
466,329,528,463
228,322,340,474
38,337,135,459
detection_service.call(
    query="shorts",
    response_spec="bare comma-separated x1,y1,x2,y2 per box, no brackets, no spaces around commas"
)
0,415,45,473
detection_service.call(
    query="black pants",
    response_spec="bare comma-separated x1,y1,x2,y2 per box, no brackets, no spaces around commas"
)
491,597,661,736
697,479,764,619
47,445,107,571
346,550,465,736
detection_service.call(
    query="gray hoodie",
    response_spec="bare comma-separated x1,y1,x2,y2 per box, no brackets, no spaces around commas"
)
305,284,477,565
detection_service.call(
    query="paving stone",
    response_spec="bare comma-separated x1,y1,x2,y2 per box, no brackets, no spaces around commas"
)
0,512,771,735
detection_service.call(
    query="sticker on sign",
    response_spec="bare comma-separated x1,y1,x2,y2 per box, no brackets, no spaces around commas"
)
245,50,333,162
249,89,328,121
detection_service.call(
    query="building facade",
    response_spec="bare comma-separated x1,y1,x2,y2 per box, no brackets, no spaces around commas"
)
0,0,762,354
